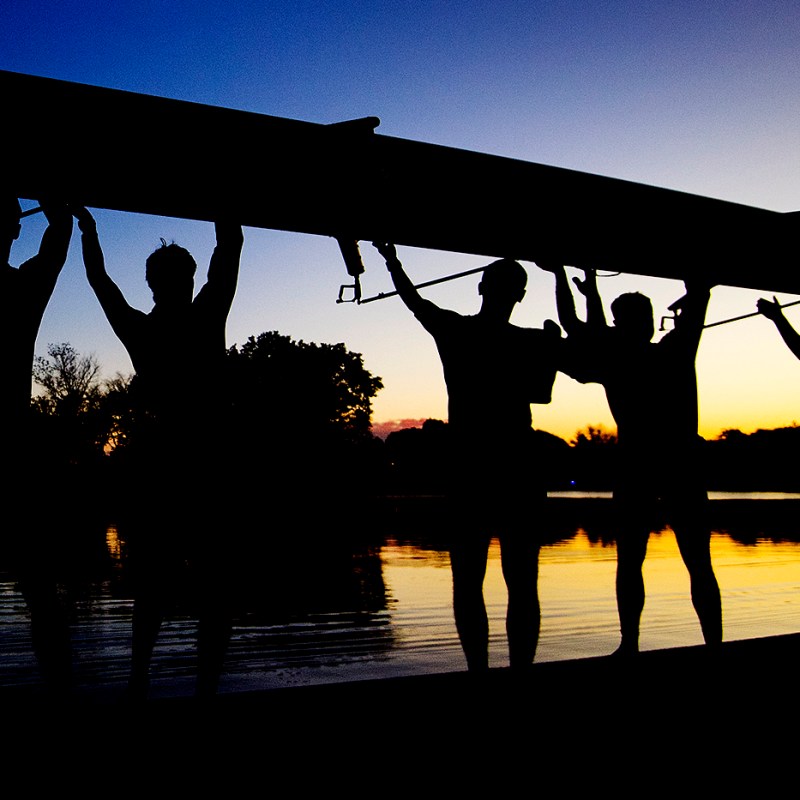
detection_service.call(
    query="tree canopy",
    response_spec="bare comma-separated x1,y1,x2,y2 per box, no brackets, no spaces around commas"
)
224,331,385,498
32,342,102,418
226,331,383,445
27,337,800,497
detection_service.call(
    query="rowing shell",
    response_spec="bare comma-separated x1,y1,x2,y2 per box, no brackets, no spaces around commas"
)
5,69,798,293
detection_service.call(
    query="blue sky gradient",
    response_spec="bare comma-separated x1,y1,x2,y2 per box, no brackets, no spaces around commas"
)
4,1,800,439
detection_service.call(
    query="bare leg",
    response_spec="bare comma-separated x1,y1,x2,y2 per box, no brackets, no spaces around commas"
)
500,533,541,669
127,589,166,701
195,573,234,697
195,613,233,697
18,574,72,698
614,523,649,655
450,533,491,672
674,521,722,647
126,540,178,701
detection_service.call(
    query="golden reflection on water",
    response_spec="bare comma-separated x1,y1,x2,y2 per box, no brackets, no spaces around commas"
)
100,523,799,669
710,532,800,642
2,518,799,694
382,528,800,668
105,524,123,560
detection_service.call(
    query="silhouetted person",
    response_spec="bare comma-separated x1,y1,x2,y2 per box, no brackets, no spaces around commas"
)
539,262,722,654
757,297,800,359
73,206,243,699
374,242,561,672
1,196,73,696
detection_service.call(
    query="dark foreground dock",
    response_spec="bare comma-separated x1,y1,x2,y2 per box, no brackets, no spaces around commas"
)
5,634,798,761
3,641,795,796
179,633,800,736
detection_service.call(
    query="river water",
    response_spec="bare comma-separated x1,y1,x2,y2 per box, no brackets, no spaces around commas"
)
2,493,800,701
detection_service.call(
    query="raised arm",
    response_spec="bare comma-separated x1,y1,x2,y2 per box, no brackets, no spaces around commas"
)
758,296,800,361
535,260,584,336
372,242,433,317
670,278,711,350
72,206,136,326
573,268,606,328
20,200,72,289
198,220,244,314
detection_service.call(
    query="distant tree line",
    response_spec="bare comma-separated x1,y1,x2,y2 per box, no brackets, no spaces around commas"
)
29,338,800,502
381,421,800,493
29,334,387,512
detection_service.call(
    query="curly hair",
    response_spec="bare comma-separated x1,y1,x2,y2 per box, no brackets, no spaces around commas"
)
611,292,652,322
145,238,197,290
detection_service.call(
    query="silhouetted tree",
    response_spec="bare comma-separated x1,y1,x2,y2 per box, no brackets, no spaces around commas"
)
96,372,140,455
569,425,618,490
30,343,151,469
532,428,572,489
384,420,571,495
384,419,450,494
32,342,101,417
706,425,800,491
226,331,385,498
28,343,159,516
30,342,108,470
28,343,112,550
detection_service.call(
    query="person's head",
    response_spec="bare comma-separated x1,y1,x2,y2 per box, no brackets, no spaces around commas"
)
145,239,197,305
1,197,22,261
478,258,528,307
610,292,654,343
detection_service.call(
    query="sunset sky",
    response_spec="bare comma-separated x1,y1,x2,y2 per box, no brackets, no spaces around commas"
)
4,1,800,442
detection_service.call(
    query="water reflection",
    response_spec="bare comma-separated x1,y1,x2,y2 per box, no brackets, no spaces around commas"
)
2,498,800,699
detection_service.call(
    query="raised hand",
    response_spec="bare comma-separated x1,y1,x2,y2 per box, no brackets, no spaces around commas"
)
757,296,784,322
38,199,71,227
572,268,597,297
372,241,401,270
70,205,97,234
533,259,562,274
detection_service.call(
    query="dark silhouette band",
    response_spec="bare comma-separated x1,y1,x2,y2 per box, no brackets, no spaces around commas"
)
374,242,562,671
15,177,800,704
539,260,723,654
2,196,73,698
73,205,243,700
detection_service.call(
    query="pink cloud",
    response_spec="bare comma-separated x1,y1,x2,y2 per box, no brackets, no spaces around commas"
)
371,418,432,439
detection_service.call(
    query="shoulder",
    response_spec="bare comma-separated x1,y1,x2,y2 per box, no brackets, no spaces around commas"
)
415,300,461,330
15,254,40,275
14,255,55,292
511,323,556,342
1,264,22,295
114,304,148,328
572,322,614,349
505,323,564,365
559,324,616,383
658,323,698,350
